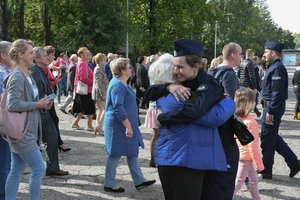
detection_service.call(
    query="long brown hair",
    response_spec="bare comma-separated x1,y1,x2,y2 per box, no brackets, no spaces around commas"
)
234,88,256,117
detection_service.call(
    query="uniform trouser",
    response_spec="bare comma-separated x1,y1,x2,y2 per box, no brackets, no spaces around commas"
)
201,141,239,200
41,113,60,173
158,166,205,200
261,104,298,175
0,137,11,200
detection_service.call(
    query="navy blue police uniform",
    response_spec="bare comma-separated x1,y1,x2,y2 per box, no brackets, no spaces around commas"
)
260,41,300,179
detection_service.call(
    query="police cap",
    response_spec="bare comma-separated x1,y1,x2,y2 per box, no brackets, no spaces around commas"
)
173,39,204,57
265,41,284,53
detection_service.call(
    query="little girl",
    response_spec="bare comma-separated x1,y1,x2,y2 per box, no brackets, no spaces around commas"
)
233,87,264,200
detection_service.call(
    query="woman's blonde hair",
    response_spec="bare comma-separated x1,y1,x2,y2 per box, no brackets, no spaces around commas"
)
210,57,221,68
9,39,33,63
234,87,256,117
110,58,129,77
95,53,107,66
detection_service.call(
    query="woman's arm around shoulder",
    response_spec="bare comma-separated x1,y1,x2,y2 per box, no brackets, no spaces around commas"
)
193,97,235,127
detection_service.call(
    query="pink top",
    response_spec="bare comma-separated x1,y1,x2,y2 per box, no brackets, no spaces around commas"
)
237,114,264,172
74,58,94,93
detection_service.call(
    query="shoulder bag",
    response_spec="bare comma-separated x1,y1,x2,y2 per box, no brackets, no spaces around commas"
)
0,90,27,140
76,81,88,95
230,114,254,146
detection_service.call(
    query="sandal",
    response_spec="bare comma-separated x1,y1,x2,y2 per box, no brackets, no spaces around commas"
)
71,124,82,129
86,127,94,131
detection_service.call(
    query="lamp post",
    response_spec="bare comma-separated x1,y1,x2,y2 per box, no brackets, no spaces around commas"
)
214,20,218,58
214,13,233,58
125,0,129,58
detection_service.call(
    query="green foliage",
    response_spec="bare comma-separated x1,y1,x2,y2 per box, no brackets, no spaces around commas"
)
1,0,296,61
294,33,300,49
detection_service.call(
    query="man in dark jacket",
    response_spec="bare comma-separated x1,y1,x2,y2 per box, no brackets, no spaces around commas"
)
30,47,69,177
239,49,257,90
135,56,150,108
239,49,261,116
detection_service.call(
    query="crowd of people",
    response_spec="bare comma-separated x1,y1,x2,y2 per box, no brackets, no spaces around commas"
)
1,37,300,200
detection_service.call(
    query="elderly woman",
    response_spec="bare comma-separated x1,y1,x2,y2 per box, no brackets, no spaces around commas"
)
71,47,95,131
92,53,109,135
103,58,155,193
4,39,50,200
145,39,235,200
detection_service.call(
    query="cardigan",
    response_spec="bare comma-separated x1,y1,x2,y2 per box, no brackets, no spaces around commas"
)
4,69,42,154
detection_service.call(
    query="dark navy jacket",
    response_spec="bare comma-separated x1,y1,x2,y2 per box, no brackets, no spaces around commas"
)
145,71,225,127
261,59,288,115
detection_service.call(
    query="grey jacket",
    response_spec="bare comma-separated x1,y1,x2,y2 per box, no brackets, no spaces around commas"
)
92,65,109,101
4,69,42,154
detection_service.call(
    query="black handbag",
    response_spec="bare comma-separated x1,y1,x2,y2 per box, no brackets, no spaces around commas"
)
230,114,254,146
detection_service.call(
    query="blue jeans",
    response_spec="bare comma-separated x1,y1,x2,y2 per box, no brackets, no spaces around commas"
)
56,82,62,104
0,138,11,200
5,149,45,200
104,156,145,188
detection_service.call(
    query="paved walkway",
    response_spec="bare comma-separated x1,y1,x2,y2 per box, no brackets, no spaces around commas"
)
17,69,300,200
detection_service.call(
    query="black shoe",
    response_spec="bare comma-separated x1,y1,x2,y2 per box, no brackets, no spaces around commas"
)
58,146,71,152
46,170,69,176
59,108,68,114
259,173,272,179
289,164,300,178
149,160,157,168
135,180,156,190
104,187,125,193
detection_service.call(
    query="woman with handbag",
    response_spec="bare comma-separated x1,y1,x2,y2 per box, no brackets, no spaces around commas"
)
4,39,50,200
71,47,95,131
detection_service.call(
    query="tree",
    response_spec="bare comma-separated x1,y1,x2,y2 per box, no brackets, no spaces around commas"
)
0,0,9,40
294,33,300,49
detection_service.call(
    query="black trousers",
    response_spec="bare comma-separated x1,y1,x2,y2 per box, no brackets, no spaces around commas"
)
158,166,205,200
41,113,60,173
201,141,239,200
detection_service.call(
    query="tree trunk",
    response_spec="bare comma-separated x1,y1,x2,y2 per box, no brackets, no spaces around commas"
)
43,2,50,45
1,0,9,40
148,0,157,54
19,0,24,38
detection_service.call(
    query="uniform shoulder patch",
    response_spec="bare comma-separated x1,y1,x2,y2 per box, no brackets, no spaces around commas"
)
272,76,281,80
197,84,208,92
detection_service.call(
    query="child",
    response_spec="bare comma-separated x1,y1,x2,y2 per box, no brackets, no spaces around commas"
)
143,53,175,167
233,87,264,200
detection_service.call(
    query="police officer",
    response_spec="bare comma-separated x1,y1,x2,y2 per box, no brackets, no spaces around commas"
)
260,41,300,179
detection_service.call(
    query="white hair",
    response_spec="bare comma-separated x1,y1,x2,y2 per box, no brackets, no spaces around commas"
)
148,53,175,85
